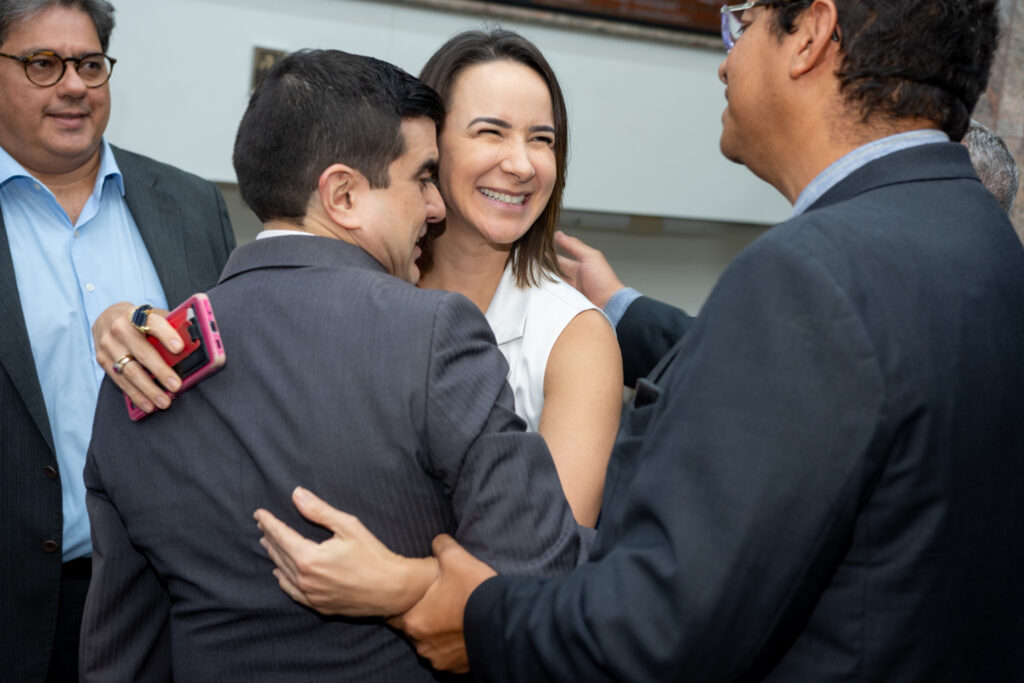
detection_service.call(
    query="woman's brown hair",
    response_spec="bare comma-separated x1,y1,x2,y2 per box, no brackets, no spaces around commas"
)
417,28,568,287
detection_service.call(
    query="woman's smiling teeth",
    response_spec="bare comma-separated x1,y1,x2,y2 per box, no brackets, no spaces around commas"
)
479,188,526,205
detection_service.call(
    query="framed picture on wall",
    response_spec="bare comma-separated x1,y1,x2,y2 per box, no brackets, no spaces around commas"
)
482,0,721,34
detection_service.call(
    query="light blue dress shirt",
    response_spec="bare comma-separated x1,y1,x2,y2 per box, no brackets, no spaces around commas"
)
1,139,167,561
603,130,951,327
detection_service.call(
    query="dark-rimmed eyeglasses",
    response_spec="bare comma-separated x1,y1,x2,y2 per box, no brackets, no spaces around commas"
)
720,1,782,52
0,50,116,87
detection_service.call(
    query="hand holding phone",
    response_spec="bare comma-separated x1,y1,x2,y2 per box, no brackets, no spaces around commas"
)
124,293,225,421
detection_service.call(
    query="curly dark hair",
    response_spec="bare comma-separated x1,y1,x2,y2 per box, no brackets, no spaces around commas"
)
769,0,999,141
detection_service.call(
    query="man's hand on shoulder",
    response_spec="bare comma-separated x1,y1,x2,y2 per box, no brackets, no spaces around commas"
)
93,302,182,413
554,230,626,309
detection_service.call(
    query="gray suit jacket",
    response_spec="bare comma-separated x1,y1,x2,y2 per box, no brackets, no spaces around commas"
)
80,236,581,682
464,143,1024,681
0,146,235,683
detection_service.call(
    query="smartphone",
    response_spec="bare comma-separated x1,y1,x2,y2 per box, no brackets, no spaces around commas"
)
124,293,226,421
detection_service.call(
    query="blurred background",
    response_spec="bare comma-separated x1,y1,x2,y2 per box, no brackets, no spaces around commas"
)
104,0,1023,313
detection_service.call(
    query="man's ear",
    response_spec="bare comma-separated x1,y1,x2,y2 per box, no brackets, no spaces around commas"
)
317,163,366,231
789,0,840,79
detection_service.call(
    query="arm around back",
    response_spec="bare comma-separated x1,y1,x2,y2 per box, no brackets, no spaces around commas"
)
424,292,582,575
463,237,885,680
617,296,695,387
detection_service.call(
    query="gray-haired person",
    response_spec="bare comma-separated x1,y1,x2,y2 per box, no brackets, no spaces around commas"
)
963,119,1019,213
0,1,234,680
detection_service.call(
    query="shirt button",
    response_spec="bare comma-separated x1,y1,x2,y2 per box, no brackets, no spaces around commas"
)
85,283,95,292
33,183,41,191
74,229,80,238
43,466,57,479
42,540,58,553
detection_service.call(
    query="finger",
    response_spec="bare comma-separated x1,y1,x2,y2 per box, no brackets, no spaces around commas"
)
116,357,171,411
430,533,461,559
292,487,363,538
273,568,313,608
143,309,184,355
114,364,158,414
260,534,308,592
259,536,297,580
120,316,182,395
100,315,182,397
556,255,580,287
255,508,316,568
554,230,594,260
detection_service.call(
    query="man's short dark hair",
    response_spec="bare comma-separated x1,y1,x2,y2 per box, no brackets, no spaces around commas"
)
963,120,1019,213
233,49,444,223
770,0,999,141
0,0,115,51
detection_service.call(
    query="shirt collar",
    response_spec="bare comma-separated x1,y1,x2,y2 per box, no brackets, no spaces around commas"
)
792,129,950,216
0,137,124,195
484,263,528,345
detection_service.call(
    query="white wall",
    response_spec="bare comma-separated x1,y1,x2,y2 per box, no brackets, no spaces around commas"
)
105,0,790,226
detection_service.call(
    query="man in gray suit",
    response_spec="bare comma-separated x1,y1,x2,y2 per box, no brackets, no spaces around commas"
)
80,48,580,682
0,1,234,681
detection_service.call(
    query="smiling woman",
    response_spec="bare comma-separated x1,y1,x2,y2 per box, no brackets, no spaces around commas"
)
415,29,622,527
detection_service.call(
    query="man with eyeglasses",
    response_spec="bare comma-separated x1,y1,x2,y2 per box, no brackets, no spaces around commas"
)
254,0,1024,681
0,1,234,681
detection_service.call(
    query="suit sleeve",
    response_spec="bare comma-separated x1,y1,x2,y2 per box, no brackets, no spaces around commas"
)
463,237,888,681
422,294,581,577
80,450,171,682
617,296,695,387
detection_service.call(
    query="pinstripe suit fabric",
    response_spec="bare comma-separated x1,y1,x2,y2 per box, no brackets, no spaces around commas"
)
81,236,580,682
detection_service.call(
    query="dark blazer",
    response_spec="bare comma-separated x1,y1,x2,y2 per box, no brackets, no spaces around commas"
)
0,146,235,683
617,295,694,387
80,236,581,682
463,143,1024,681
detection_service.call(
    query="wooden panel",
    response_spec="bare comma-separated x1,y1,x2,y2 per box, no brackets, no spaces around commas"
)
486,0,721,33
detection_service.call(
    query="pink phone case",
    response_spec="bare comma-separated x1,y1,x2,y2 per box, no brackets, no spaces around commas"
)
124,293,226,421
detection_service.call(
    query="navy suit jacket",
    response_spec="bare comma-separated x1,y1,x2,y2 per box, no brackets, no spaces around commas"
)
463,143,1024,681
80,236,581,682
0,146,234,683
617,295,694,387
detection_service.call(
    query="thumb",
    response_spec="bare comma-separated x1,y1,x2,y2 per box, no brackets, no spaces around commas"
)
430,533,461,559
292,486,355,536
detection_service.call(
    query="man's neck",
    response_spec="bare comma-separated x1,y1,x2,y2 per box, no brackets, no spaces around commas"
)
774,116,943,204
23,148,104,225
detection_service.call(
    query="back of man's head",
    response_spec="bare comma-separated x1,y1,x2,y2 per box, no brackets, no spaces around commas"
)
770,0,999,141
963,120,1019,213
0,0,115,50
233,49,444,224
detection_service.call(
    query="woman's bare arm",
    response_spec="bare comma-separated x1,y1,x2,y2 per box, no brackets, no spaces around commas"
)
538,309,623,527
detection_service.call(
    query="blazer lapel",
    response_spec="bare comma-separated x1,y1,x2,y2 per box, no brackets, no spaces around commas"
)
0,211,55,452
112,146,193,306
